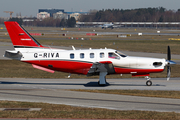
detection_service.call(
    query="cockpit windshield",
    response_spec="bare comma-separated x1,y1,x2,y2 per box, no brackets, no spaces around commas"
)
115,50,127,57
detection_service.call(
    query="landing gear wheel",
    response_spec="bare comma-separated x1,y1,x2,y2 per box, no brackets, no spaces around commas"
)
146,80,152,86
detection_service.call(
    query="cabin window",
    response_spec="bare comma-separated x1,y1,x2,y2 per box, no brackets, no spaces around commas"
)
100,52,104,58
108,52,120,59
70,53,74,59
80,53,84,59
90,53,94,58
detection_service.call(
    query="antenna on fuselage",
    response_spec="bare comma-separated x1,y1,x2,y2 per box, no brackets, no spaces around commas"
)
72,46,76,50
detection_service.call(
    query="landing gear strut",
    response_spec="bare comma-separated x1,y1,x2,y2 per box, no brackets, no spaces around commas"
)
98,72,107,86
145,76,152,86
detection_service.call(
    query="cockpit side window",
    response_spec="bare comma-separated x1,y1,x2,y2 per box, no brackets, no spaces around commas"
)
116,51,127,57
108,52,120,59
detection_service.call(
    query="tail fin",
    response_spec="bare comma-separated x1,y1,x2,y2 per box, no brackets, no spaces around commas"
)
4,21,43,48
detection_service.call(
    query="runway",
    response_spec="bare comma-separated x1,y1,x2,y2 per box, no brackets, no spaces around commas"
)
0,78,180,113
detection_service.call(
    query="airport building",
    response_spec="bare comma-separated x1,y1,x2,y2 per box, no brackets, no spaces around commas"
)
37,9,87,21
68,12,81,20
53,11,69,20
76,22,180,28
39,9,64,17
37,12,50,20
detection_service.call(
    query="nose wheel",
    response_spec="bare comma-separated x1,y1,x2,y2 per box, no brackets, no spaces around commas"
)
145,76,152,86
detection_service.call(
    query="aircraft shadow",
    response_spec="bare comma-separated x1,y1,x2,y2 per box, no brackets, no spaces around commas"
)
0,81,165,87
85,82,164,87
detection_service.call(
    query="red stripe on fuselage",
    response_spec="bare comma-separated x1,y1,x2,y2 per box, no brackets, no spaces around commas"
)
23,60,93,75
23,60,164,75
114,67,164,74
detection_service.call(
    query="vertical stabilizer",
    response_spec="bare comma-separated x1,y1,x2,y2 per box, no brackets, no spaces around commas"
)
4,21,43,48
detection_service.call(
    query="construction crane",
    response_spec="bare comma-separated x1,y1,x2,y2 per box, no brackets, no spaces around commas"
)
4,11,14,18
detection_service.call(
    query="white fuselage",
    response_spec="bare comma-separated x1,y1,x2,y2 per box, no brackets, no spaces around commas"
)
15,47,166,76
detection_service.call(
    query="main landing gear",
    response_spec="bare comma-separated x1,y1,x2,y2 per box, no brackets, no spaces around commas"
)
145,76,152,86
98,72,107,86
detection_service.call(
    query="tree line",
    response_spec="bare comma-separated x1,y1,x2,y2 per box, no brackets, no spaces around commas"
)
0,17,76,27
80,7,180,22
1,7,180,27
23,17,76,27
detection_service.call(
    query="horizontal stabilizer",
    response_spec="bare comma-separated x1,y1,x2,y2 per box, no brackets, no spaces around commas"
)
4,50,22,60
32,64,55,73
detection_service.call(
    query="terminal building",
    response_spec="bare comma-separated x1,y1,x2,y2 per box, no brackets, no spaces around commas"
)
39,9,64,17
37,12,50,20
37,8,87,20
53,11,69,20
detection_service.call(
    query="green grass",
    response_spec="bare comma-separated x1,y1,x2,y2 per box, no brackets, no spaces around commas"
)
0,101,180,119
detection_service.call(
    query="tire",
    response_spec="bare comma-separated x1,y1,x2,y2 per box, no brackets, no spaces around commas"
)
146,80,152,86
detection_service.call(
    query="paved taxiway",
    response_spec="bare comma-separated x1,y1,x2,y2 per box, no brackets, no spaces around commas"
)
0,78,180,113
1,78,180,90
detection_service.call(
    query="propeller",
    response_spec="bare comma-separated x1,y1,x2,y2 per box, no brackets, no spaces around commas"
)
167,46,171,61
166,46,176,81
167,46,171,81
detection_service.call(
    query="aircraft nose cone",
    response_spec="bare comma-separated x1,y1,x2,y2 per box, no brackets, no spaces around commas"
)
166,60,176,65
169,60,176,65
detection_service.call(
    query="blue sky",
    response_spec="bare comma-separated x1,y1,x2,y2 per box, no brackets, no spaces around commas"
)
1,0,180,17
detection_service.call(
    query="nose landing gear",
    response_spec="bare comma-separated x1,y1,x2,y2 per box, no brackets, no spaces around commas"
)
145,76,152,86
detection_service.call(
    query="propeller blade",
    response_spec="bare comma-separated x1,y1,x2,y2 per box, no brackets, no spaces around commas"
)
167,46,171,61
166,46,176,81
167,46,171,81
167,66,171,81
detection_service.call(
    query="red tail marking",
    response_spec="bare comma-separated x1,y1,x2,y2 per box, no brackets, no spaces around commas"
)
4,21,42,47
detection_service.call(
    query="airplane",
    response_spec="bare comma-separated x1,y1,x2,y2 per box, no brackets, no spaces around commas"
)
101,23,114,29
4,21,176,86
100,23,123,29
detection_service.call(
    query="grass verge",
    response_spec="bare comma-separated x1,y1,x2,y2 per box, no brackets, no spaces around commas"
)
0,101,180,119
71,89,180,99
